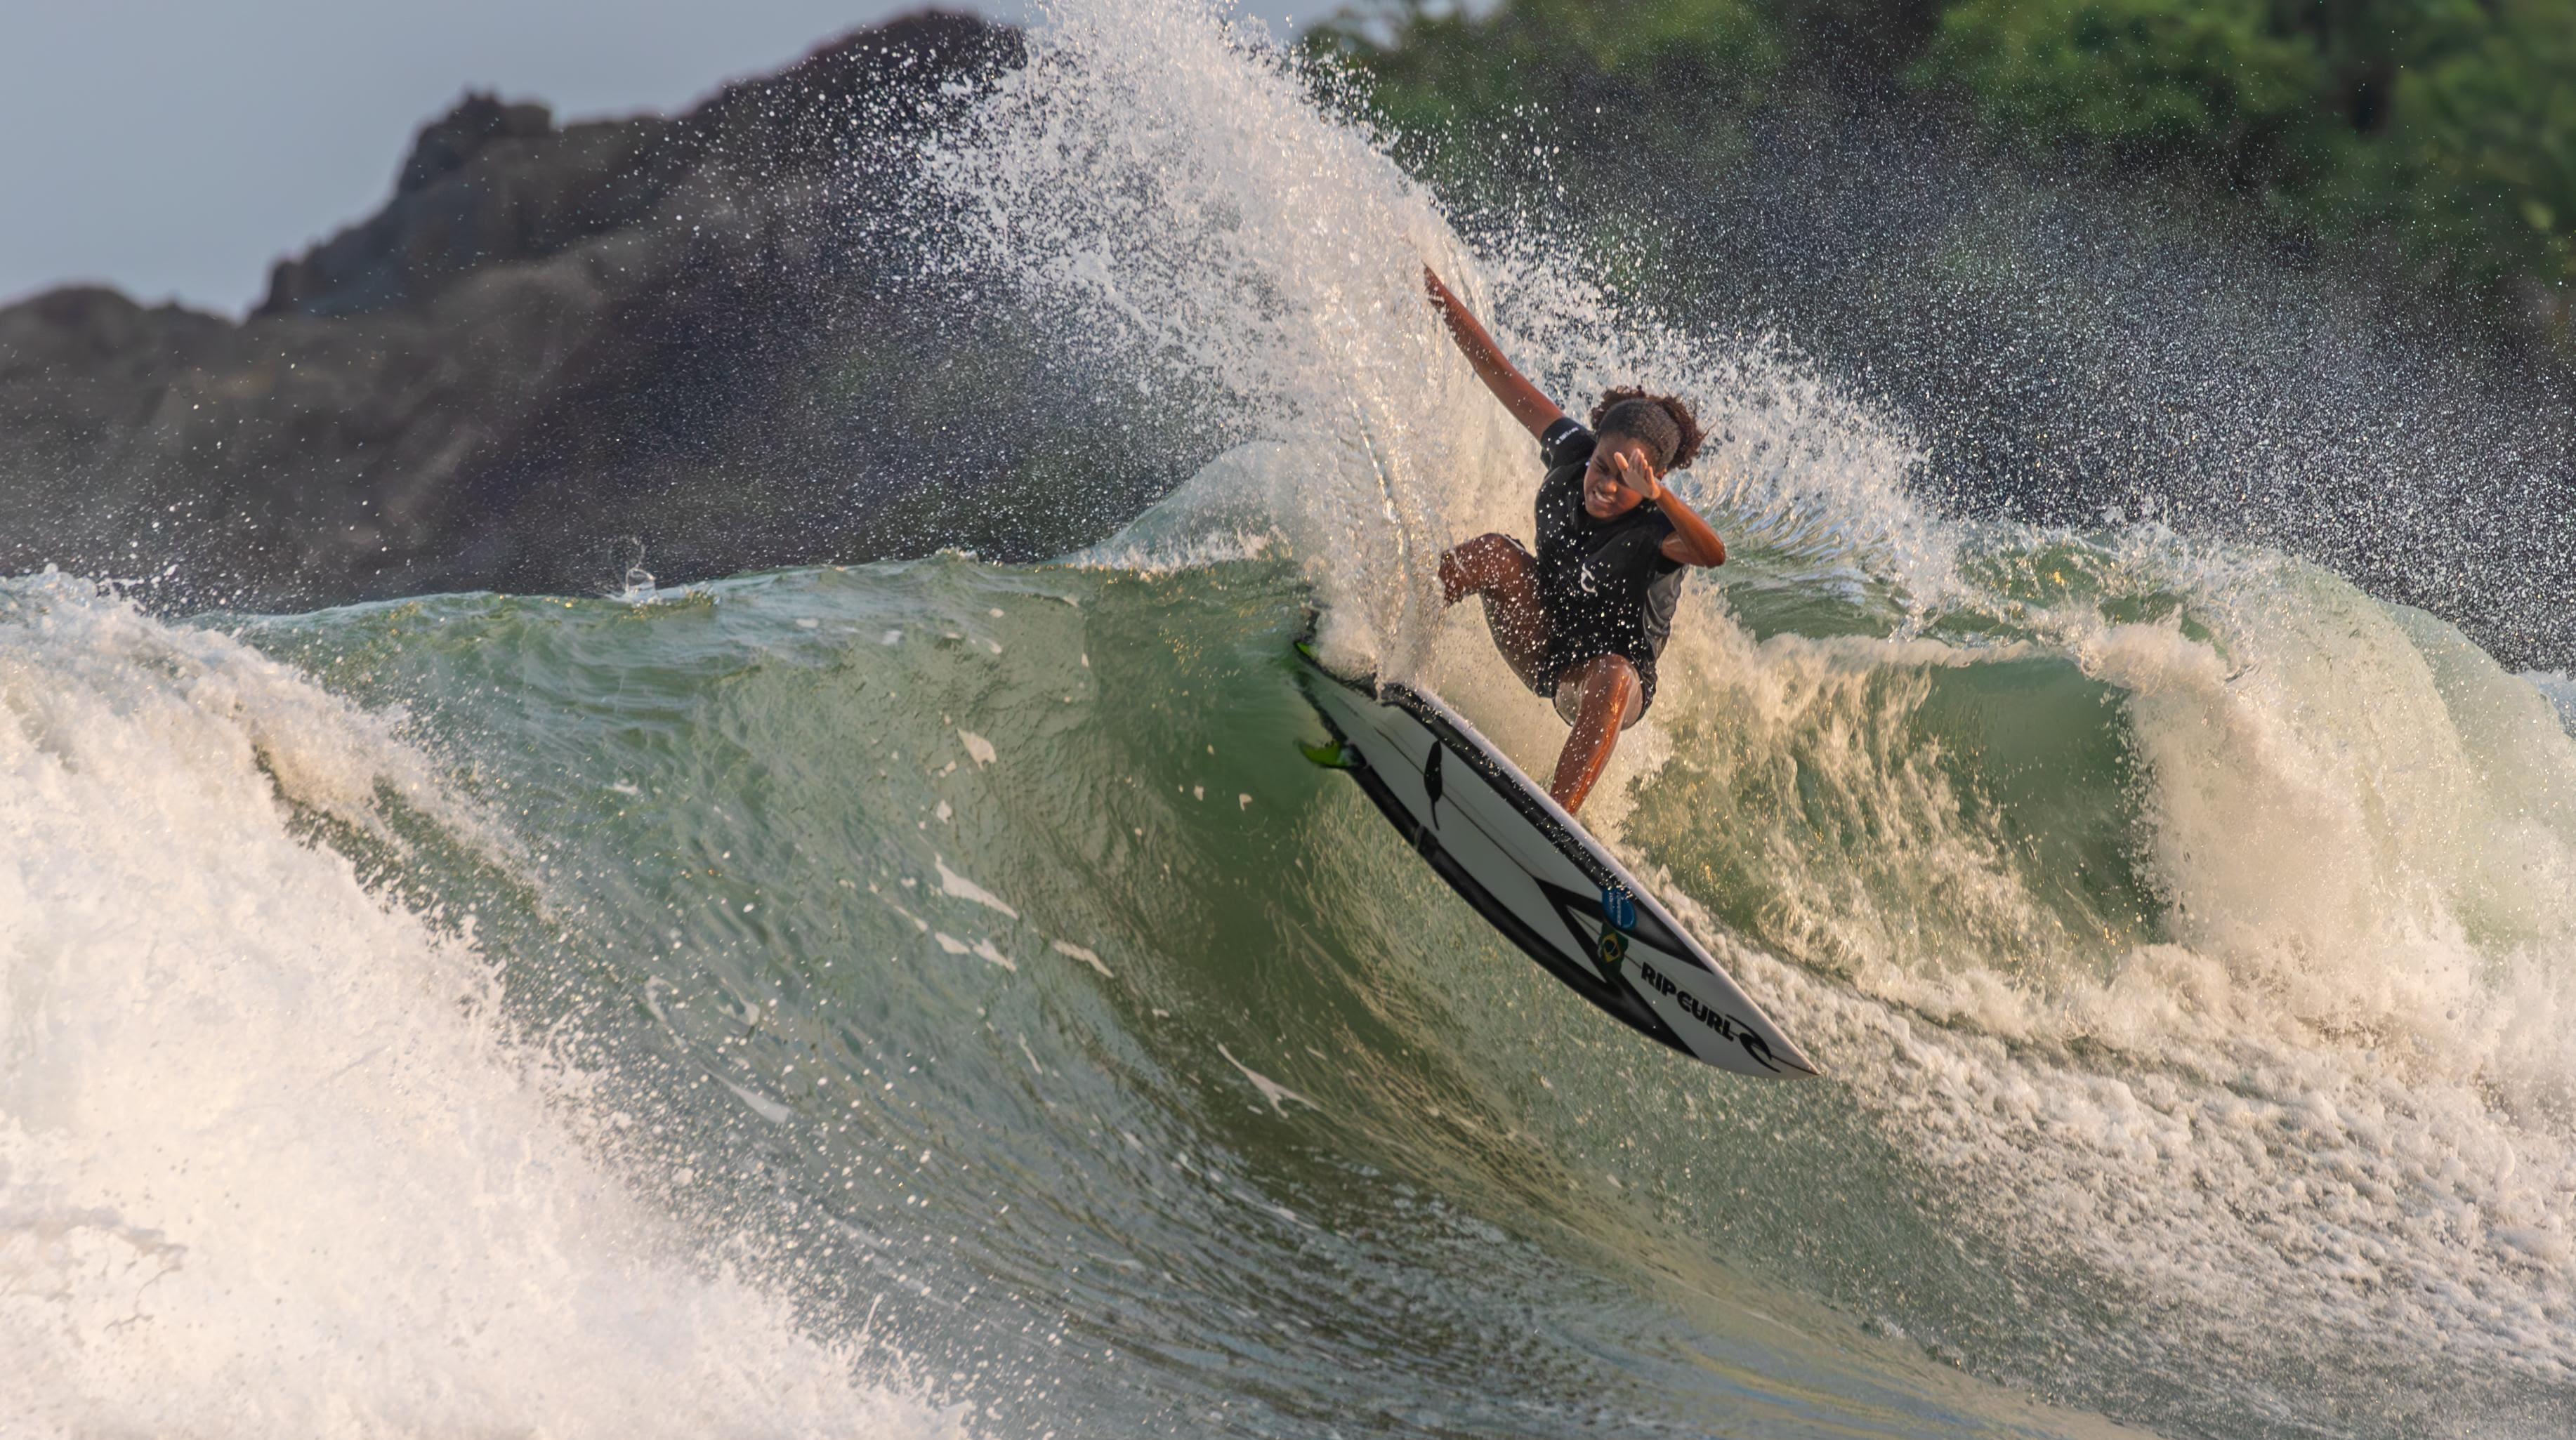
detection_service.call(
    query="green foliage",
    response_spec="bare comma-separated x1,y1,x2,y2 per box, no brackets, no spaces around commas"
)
2357,1,2576,300
1312,0,1784,157
1910,0,2573,329
1321,0,2576,343
1914,0,2320,164
1307,0,1802,237
1322,0,1787,91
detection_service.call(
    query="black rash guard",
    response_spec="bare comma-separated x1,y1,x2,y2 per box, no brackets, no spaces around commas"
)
1530,416,1684,716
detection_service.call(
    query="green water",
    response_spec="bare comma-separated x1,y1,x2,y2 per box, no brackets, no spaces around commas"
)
48,535,2525,1438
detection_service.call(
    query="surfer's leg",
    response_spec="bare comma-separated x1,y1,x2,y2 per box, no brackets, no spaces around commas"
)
1547,654,1643,816
1438,534,1551,689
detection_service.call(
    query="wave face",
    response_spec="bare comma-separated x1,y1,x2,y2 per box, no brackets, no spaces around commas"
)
7,538,2568,1436
8,1,2576,1436
0,573,960,1436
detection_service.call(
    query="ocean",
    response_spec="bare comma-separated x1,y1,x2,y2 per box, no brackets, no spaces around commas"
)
6,0,2575,1434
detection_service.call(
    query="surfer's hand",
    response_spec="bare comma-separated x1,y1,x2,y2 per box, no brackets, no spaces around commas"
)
1423,265,1457,315
1611,449,1662,503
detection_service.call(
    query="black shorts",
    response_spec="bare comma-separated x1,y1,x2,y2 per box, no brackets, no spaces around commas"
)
1526,640,1657,729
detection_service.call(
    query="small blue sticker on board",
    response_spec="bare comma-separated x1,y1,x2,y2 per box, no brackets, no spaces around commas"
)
1600,887,1636,932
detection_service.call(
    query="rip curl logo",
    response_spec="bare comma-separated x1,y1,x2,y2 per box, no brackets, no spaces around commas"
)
1637,959,1780,1072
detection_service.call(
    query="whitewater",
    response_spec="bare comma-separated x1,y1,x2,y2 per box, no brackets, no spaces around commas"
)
7,0,2576,1435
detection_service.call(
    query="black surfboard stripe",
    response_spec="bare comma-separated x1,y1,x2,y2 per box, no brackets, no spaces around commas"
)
1300,689,1700,1062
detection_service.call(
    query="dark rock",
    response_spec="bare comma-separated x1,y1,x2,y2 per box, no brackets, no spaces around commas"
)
0,11,1176,615
399,93,556,197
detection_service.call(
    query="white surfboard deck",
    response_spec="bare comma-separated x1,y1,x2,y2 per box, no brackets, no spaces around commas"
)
1294,638,1818,1079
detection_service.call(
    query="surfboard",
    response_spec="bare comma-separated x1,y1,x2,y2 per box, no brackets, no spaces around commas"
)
1293,635,1818,1078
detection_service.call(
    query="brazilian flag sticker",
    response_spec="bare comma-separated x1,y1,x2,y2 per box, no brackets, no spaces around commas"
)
1593,927,1630,986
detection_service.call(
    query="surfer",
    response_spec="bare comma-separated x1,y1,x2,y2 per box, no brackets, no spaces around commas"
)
1422,265,1728,817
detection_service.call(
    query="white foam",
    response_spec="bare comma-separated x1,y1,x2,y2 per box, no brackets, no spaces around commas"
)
935,857,1020,918
1051,939,1112,977
1631,547,2576,1385
0,576,958,1437
2528,670,2576,734
1216,1044,1317,1115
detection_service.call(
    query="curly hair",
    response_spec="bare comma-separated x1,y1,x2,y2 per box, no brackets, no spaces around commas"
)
1589,388,1705,472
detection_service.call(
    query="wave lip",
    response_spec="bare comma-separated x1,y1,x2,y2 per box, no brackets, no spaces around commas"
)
0,574,954,1438
2531,671,2576,734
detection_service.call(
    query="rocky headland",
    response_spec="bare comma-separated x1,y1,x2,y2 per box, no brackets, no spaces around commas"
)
0,12,1176,611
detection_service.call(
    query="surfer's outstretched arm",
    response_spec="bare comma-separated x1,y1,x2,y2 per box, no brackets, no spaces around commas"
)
1424,266,1565,440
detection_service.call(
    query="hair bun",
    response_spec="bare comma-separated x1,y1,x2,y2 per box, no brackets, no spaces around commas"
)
1589,388,1705,470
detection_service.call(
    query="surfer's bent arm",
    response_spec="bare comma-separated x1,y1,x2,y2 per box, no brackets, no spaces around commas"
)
1653,484,1727,567
1424,265,1565,440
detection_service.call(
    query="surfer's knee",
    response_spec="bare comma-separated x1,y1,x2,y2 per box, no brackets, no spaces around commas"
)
1600,656,1638,718
1564,654,1640,728
1439,532,1524,605
1609,656,1644,713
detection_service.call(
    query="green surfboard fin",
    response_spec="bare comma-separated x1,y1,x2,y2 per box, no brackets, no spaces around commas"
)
1299,739,1355,770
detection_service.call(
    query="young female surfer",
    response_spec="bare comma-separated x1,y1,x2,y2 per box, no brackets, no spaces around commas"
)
1424,265,1727,817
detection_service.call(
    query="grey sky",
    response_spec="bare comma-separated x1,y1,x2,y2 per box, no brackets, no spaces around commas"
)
3,0,1351,315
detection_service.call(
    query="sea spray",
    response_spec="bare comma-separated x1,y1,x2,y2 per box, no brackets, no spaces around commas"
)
927,0,1948,689
2532,670,2576,734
